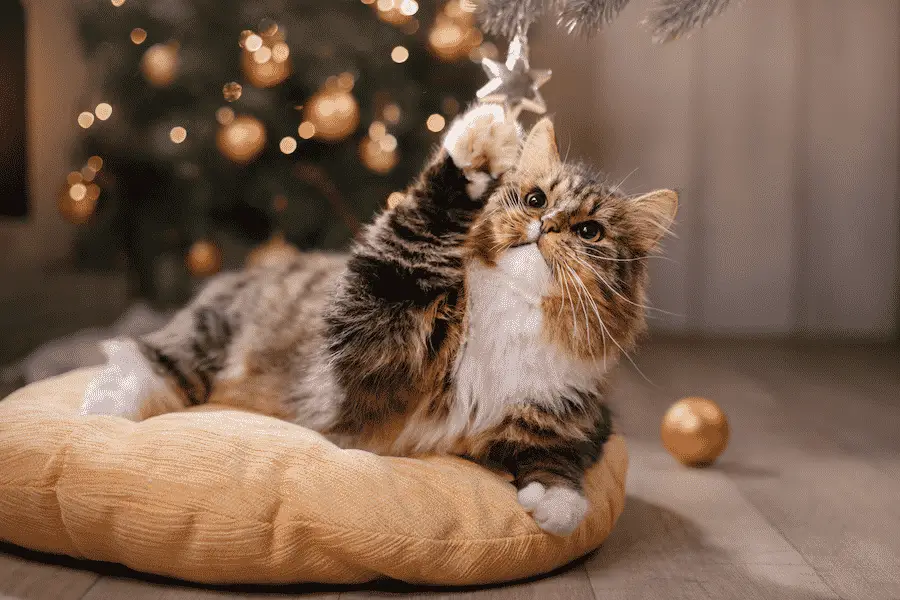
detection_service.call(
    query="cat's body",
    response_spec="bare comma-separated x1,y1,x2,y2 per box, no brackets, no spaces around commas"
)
82,105,676,536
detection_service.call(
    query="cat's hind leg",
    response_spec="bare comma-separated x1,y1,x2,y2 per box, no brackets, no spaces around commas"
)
80,337,186,420
81,279,239,420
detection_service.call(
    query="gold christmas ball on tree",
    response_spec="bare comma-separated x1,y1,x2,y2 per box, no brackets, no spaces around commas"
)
661,397,730,467
360,134,399,174
304,87,360,142
217,114,267,164
246,233,301,268
241,47,291,88
186,240,222,277
141,43,179,87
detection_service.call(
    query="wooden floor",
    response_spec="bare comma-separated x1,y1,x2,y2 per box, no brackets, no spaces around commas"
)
2,339,899,600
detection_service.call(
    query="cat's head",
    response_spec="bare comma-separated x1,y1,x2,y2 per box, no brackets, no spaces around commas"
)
469,118,677,363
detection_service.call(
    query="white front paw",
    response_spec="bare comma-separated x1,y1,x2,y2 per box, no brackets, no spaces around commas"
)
443,104,520,182
518,483,589,536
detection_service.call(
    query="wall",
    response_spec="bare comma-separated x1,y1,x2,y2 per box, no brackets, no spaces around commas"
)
537,0,900,338
0,0,85,277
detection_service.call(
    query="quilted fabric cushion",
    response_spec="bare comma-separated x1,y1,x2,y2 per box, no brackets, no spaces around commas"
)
0,368,627,586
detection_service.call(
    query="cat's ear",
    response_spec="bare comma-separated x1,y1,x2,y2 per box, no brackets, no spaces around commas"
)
518,118,560,175
629,189,678,251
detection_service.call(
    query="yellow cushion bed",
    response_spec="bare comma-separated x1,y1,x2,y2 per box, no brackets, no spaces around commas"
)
0,368,627,586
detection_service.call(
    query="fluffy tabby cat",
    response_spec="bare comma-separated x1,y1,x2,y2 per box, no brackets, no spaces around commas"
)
81,105,677,536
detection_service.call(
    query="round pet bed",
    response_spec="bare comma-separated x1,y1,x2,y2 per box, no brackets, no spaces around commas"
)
0,368,627,586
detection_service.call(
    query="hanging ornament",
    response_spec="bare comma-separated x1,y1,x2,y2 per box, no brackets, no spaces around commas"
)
216,114,267,164
477,31,552,118
360,134,399,174
186,240,222,277
141,42,179,87
661,397,730,467
246,232,302,269
304,86,360,142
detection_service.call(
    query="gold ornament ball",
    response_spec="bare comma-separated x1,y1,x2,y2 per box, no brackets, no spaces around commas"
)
304,88,360,142
241,49,291,88
246,233,301,268
217,114,267,165
186,240,222,277
360,135,399,174
661,397,730,467
141,43,179,87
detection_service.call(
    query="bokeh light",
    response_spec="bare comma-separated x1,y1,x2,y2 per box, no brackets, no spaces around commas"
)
391,46,409,63
280,136,298,154
95,103,113,121
170,126,188,143
130,28,147,44
78,112,95,129
297,121,316,139
426,114,446,132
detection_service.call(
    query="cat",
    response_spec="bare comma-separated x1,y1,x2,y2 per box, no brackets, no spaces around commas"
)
80,104,677,536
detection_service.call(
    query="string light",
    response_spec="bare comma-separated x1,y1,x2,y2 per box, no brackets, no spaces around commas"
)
361,0,375,4
380,134,398,152
244,34,263,52
297,121,316,139
391,46,409,63
253,46,273,64
81,166,96,182
376,0,393,10
78,112,95,129
400,0,419,16
383,103,401,124
280,136,298,154
95,103,113,121
337,72,355,91
111,0,125,6
130,28,147,44
426,113,446,132
368,121,387,140
216,106,235,125
69,183,88,202
239,30,254,47
66,171,83,186
223,82,242,102
272,42,290,63
170,126,187,143
87,156,103,171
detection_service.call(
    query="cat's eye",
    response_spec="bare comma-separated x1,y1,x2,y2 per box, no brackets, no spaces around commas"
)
524,189,546,209
573,221,605,242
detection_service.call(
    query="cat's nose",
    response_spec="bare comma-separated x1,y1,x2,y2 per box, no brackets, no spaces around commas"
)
540,208,565,234
540,221,561,234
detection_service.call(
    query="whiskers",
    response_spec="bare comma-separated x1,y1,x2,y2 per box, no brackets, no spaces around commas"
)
551,251,659,387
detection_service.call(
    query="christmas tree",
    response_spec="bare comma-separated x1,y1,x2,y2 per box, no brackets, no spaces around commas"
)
65,0,487,307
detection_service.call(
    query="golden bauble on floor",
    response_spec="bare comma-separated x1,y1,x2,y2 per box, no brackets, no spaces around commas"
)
304,87,360,142
186,240,222,277
246,233,301,268
661,397,730,467
141,43,179,87
217,114,267,164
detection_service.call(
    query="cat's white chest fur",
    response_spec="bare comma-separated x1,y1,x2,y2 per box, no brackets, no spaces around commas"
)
450,244,600,436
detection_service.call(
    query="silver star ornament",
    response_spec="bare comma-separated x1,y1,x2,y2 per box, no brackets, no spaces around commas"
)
476,32,553,118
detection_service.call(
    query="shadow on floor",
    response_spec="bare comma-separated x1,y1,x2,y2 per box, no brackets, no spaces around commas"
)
589,496,838,599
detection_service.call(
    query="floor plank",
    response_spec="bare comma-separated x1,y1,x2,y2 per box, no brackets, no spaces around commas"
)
80,577,340,600
0,552,98,600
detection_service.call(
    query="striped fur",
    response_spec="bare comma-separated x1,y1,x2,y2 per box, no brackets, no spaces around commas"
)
81,107,675,536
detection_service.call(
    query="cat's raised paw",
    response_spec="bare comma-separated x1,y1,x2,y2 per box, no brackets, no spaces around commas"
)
443,104,519,187
517,482,588,536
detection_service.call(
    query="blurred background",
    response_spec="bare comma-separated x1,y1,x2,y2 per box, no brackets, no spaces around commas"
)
1,0,898,385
